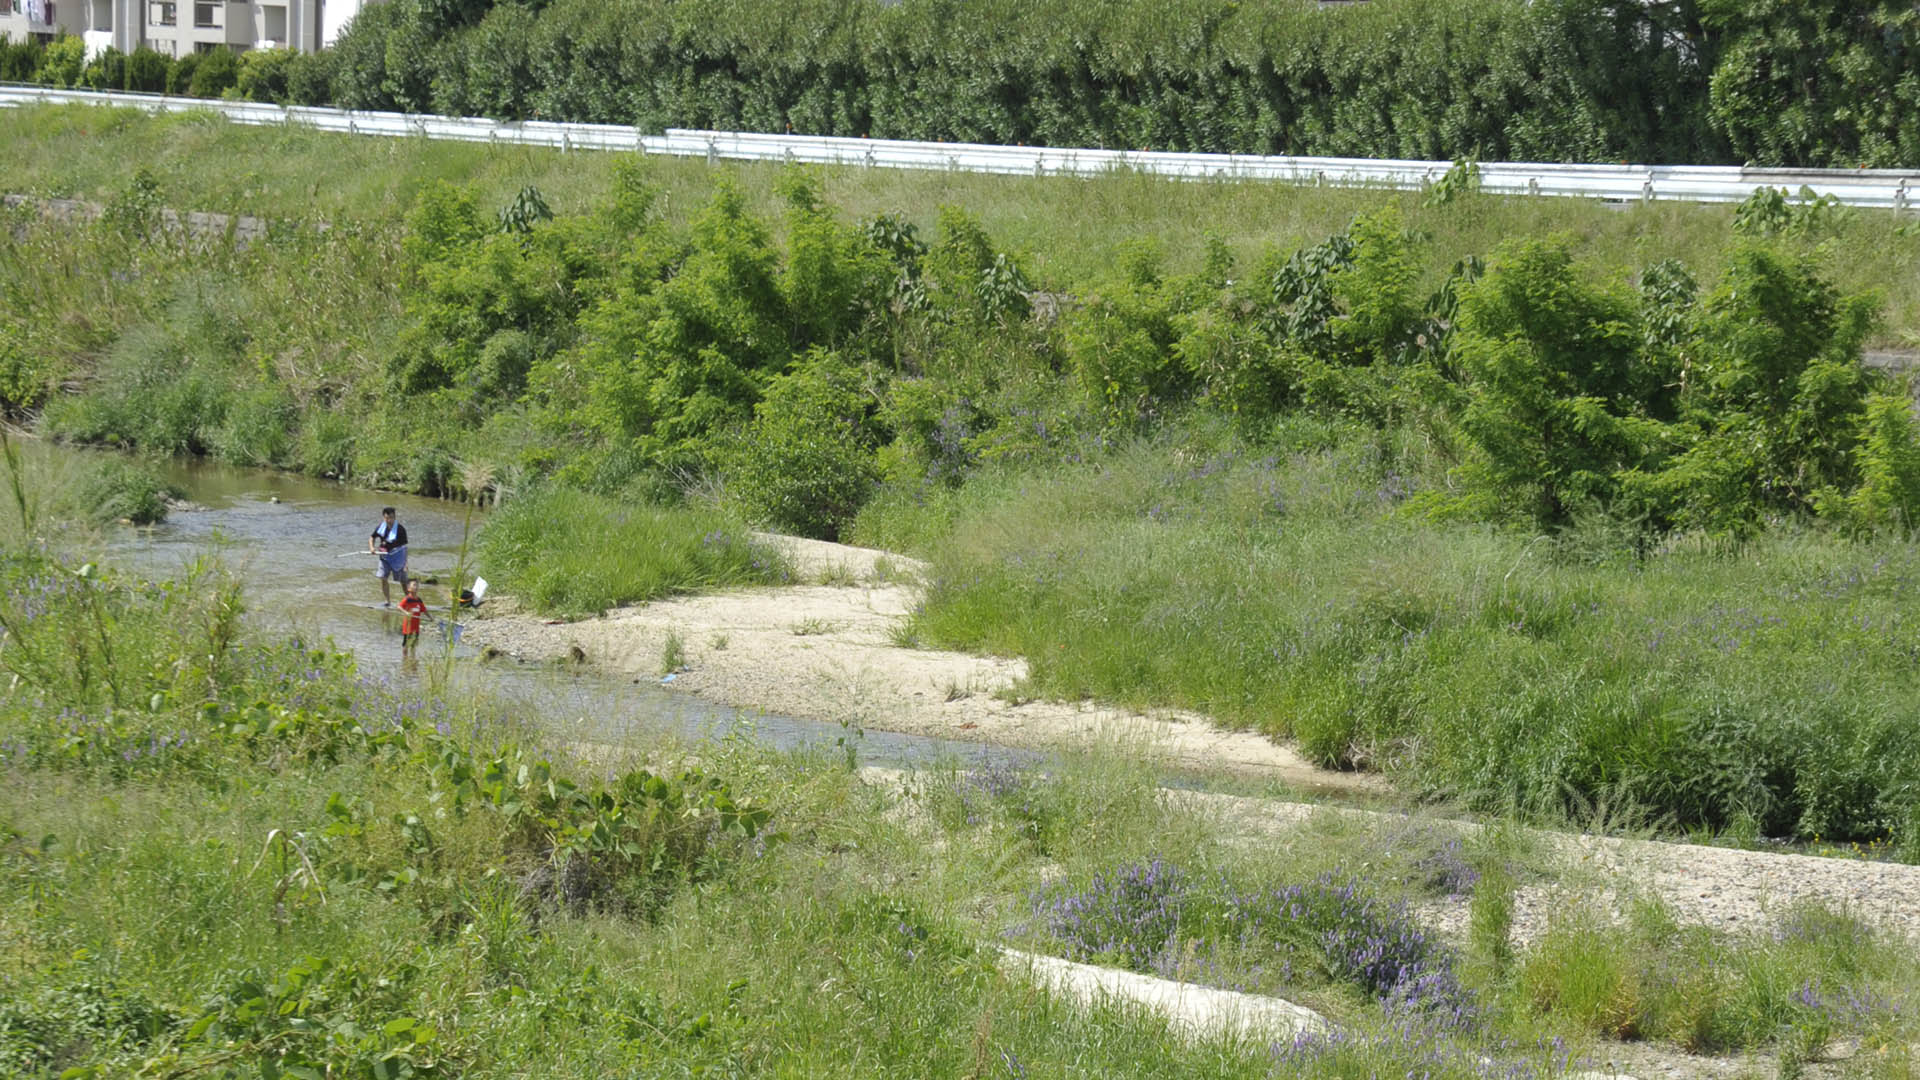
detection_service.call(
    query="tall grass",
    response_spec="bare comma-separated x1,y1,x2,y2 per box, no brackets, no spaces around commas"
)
0,499,1914,1076
889,416,1920,846
477,487,791,616
8,105,1920,339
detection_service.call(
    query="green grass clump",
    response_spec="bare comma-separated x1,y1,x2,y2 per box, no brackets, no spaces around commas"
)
477,487,791,617
897,420,1920,846
75,457,177,525
1515,899,1910,1056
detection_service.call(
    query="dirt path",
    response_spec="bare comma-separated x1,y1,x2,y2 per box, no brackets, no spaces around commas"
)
465,534,1383,795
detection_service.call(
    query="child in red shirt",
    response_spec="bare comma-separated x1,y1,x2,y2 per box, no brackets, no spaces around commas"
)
399,579,428,654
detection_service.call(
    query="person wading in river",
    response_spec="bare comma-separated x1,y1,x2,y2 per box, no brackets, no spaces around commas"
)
369,506,409,606
398,578,428,655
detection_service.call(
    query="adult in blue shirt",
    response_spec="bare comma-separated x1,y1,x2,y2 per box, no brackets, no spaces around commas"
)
368,506,409,606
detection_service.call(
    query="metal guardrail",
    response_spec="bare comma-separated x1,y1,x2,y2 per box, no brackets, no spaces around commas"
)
6,84,1919,210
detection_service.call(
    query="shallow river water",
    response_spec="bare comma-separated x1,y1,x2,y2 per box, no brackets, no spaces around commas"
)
94,455,1039,771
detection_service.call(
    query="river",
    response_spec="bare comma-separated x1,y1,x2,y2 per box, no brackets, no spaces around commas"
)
93,454,1040,771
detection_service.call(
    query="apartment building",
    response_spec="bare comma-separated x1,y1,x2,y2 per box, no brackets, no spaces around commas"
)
0,0,371,59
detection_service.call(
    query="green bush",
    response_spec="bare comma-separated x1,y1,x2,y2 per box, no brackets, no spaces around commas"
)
39,35,84,88
235,46,298,103
186,46,239,98
282,46,338,105
210,384,296,467
124,46,170,92
720,351,881,541
0,35,45,82
0,323,49,416
165,52,200,96
82,47,127,91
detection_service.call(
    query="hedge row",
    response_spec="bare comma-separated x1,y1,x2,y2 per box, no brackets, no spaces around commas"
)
0,34,329,103
11,0,1920,166
316,0,1920,167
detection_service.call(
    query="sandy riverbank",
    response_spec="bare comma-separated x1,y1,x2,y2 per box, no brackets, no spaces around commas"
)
464,534,1385,795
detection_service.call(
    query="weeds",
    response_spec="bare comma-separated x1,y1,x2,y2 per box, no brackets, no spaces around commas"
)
478,488,790,617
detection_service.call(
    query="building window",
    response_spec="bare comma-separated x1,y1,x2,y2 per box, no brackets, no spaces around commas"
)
192,0,216,27
149,0,174,24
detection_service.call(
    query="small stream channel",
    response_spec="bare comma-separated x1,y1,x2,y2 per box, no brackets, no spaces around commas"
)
89,453,1043,772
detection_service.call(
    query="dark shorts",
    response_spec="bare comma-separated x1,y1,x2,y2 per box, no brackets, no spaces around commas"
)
402,630,420,647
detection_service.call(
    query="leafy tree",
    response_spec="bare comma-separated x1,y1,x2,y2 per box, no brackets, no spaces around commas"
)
1633,244,1879,534
1452,238,1649,527
1704,0,1920,166
329,0,403,109
776,169,893,353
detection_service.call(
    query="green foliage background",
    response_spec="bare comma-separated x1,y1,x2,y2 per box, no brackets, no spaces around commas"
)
14,0,1920,165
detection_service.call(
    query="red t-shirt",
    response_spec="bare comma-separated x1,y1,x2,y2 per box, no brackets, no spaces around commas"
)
400,596,426,636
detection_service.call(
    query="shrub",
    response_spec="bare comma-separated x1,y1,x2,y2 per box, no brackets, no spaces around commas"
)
82,47,127,91
235,47,297,103
282,47,337,105
0,323,49,416
124,46,170,92
1452,237,1647,528
186,46,239,98
0,35,44,82
39,35,84,88
165,52,199,96
720,351,880,540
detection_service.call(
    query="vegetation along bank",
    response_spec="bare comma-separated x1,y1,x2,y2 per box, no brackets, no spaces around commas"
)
7,434,1920,1078
6,104,1920,853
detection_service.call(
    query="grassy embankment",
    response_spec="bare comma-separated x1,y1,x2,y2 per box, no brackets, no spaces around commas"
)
8,103,1920,851
1,446,1916,1078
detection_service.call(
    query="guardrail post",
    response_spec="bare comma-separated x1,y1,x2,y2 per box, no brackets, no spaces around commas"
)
706,137,718,166
863,146,876,168
1899,181,1910,217
1642,178,1654,204
562,133,572,153
1033,156,1044,178
783,147,795,166
1528,177,1540,197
